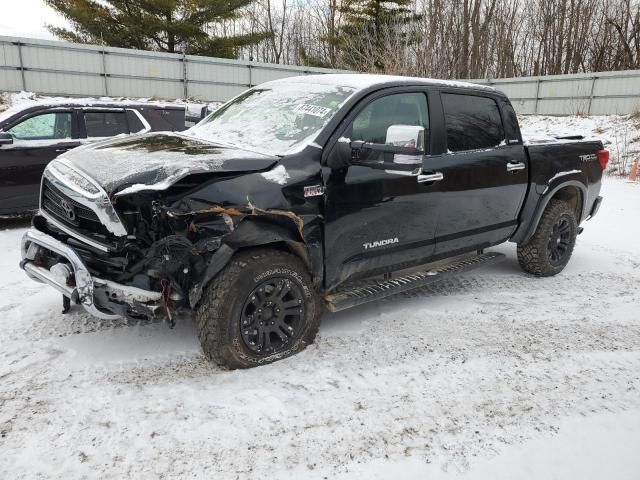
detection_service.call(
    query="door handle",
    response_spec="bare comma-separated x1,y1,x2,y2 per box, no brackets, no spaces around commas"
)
507,161,526,172
417,172,444,183
55,148,70,152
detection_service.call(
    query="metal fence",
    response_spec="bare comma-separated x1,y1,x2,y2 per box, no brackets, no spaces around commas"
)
3,35,640,115
0,35,345,102
470,71,640,115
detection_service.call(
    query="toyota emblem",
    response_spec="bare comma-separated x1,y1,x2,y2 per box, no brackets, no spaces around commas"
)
60,199,76,221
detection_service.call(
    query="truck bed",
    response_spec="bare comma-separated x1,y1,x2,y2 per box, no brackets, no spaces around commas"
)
512,138,604,243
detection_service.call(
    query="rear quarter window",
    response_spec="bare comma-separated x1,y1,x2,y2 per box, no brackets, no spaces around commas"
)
442,93,505,152
161,109,186,131
126,110,145,133
138,108,185,131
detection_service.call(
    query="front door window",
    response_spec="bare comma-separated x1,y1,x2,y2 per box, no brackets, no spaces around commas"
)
350,92,429,147
8,112,73,140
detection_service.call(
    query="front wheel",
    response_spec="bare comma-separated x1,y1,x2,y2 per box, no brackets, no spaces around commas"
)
196,249,321,369
517,199,578,277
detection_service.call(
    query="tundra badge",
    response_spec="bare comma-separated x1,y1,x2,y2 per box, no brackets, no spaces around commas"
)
363,238,399,250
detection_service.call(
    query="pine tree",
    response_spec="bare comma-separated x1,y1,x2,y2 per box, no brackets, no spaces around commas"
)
335,0,420,71
44,0,271,58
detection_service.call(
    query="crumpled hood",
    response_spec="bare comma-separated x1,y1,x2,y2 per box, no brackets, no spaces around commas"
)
59,132,278,196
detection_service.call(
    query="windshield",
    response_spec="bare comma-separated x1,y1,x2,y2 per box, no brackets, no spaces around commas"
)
189,82,356,156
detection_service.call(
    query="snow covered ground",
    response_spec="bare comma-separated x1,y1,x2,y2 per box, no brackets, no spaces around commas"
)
519,114,640,176
0,177,639,479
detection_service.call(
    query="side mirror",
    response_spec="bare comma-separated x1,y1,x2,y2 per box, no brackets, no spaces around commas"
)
385,125,425,152
328,125,426,170
331,137,354,169
0,132,13,146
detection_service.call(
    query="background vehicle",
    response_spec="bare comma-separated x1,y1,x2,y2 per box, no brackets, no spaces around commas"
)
184,102,220,127
0,101,186,215
19,74,606,369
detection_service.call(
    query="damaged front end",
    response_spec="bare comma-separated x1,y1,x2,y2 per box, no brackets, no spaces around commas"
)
165,200,310,309
20,151,321,324
21,228,170,320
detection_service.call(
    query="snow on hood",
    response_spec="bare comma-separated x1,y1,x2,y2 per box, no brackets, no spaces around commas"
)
260,164,290,185
56,132,278,196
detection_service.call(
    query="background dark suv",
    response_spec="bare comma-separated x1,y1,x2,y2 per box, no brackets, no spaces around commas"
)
0,101,187,215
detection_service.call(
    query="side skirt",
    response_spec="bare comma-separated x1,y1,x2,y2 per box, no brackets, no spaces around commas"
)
324,252,505,312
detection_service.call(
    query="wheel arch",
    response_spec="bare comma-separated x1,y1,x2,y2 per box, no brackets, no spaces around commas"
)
514,181,586,244
189,217,318,308
227,218,314,273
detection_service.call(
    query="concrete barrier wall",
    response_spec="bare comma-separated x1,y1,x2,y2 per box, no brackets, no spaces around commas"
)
2,35,640,115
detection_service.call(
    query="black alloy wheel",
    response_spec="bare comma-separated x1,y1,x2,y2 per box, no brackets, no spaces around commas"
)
547,217,573,266
196,248,321,369
240,277,305,355
517,199,578,277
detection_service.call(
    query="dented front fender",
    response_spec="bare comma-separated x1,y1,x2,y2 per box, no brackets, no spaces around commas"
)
164,154,326,307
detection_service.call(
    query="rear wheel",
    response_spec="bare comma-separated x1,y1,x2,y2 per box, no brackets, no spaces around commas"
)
517,199,578,277
196,249,321,369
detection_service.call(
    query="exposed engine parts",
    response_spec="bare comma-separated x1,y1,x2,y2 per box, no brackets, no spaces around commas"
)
51,192,311,324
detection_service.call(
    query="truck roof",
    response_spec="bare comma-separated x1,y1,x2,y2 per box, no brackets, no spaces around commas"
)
263,73,496,93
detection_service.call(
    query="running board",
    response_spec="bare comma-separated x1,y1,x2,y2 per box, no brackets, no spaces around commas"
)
324,252,505,312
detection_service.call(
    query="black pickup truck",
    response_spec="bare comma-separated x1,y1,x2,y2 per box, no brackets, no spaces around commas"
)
19,74,606,368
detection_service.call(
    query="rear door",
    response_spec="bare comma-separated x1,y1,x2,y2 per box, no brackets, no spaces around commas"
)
426,91,528,255
0,109,78,213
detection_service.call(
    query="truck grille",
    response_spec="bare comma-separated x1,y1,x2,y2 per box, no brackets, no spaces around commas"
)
41,178,113,239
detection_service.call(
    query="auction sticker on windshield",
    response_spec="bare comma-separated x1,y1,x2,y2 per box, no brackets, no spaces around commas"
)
293,104,331,117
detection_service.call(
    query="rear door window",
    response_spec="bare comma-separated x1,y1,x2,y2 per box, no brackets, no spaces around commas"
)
84,111,129,137
8,112,73,140
442,93,504,152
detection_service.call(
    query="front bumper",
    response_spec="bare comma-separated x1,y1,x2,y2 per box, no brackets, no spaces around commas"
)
20,228,163,320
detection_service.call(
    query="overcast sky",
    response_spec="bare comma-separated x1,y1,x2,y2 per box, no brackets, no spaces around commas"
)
1,0,70,40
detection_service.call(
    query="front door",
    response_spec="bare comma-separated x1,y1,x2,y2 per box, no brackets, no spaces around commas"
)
323,90,438,290
0,110,79,213
427,92,528,255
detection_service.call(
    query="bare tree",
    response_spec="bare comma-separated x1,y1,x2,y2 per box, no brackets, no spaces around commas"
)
206,0,640,79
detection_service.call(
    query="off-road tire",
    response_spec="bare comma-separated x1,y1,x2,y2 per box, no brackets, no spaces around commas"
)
196,249,321,369
517,199,578,277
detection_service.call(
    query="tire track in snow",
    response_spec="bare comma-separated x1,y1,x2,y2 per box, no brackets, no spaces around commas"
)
4,270,638,343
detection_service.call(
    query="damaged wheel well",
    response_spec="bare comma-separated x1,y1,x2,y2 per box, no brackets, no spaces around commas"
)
235,241,312,271
226,217,314,275
188,218,315,308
